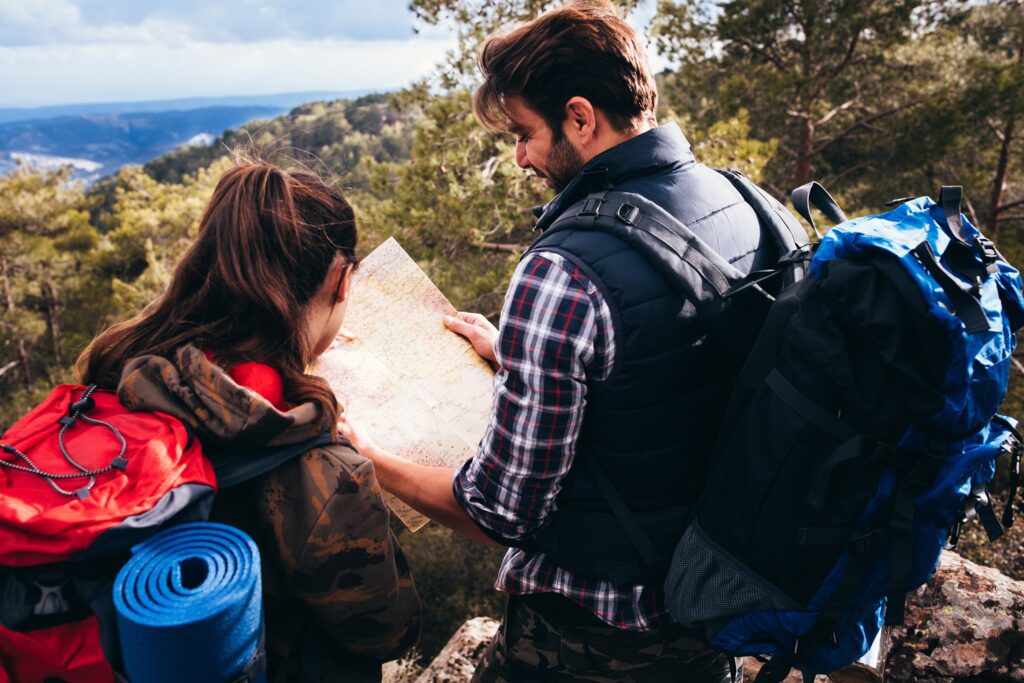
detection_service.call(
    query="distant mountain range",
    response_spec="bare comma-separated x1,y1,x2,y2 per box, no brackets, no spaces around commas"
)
0,90,376,184
0,91,369,125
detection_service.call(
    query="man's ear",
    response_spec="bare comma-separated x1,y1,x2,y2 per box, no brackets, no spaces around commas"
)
563,97,597,146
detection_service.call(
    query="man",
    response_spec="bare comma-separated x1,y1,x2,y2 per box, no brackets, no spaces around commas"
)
340,2,773,680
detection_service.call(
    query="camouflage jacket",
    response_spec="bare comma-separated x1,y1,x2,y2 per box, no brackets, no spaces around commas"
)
118,345,421,681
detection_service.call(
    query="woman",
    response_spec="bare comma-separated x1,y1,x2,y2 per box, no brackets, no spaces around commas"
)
76,156,420,682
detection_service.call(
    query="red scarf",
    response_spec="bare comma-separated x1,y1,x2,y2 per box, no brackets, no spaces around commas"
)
204,352,287,410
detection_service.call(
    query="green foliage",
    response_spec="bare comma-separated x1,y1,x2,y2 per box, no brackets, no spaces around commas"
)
363,88,546,314
143,94,418,190
0,166,97,425
672,107,778,184
655,0,967,194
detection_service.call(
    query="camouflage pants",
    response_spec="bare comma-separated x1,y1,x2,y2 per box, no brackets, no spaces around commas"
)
472,595,740,682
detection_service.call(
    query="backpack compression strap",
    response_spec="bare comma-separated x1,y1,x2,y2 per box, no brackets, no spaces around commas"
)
210,433,339,489
0,385,132,499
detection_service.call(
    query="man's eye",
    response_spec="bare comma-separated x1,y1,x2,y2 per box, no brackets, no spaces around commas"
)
516,135,528,143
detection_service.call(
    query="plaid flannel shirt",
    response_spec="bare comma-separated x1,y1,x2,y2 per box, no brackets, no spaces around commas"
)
453,250,672,631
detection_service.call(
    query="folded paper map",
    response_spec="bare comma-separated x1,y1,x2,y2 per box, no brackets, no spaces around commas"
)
315,237,496,530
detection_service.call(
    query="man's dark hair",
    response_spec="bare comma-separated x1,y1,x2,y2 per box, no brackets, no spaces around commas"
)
473,0,658,134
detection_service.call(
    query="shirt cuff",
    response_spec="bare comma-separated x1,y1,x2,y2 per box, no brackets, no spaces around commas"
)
451,462,523,547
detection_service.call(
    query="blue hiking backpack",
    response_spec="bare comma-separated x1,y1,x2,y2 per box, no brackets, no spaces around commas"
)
662,183,1024,681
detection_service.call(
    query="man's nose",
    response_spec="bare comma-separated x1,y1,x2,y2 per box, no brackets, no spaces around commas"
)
515,140,530,169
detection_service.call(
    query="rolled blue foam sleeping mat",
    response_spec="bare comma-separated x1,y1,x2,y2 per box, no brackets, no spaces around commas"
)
113,522,265,683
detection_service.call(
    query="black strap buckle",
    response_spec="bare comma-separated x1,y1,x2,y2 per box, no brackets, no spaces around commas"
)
578,198,603,216
31,569,71,616
976,235,1000,266
616,203,641,226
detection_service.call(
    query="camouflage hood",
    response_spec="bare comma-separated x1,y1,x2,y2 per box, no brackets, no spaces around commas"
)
117,344,329,448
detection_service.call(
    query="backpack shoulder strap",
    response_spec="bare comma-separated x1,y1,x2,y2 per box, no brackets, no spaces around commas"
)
538,189,744,313
717,169,812,252
211,433,338,489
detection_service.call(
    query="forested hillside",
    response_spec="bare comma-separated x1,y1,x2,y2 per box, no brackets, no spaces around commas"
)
1,0,1021,660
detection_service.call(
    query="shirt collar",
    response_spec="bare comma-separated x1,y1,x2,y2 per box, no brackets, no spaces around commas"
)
532,122,694,232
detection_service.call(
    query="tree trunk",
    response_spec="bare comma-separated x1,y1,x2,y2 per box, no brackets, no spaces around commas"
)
793,114,815,189
18,339,32,390
987,115,1015,237
0,256,12,313
40,280,63,368
987,43,1022,242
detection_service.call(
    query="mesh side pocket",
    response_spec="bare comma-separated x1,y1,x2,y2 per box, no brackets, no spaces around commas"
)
664,521,801,627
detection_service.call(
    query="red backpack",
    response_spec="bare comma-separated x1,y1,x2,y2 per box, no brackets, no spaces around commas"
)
0,384,329,682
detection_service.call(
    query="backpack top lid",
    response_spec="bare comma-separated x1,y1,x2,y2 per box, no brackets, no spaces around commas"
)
0,385,215,566
809,195,1024,440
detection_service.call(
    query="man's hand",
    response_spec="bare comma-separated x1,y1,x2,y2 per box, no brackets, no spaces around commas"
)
444,312,499,367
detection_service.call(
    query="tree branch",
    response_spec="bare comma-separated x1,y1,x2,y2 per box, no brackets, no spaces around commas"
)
823,160,871,186
828,28,863,79
0,360,17,380
995,198,1024,214
964,194,982,231
735,36,788,72
470,242,527,254
813,101,921,155
986,118,1006,142
817,96,860,126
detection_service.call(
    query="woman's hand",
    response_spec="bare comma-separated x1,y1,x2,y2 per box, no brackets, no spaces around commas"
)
443,312,499,368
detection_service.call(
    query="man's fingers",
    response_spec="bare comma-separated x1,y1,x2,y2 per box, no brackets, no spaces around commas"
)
444,312,498,366
444,315,476,338
457,311,487,326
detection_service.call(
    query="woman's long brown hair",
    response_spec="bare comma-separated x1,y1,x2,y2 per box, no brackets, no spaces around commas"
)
76,156,358,429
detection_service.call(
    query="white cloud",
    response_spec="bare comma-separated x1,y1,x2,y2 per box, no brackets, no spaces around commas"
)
0,0,419,46
0,37,454,107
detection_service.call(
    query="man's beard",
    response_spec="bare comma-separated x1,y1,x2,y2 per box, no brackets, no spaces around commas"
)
544,128,585,192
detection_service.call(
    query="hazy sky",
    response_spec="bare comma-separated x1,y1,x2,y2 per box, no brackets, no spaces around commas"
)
0,0,456,107
0,0,662,109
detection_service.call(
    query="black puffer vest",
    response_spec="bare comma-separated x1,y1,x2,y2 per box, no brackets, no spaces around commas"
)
526,124,773,585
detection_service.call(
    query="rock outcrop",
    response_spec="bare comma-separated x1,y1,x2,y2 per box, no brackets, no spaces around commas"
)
398,552,1023,682
884,551,1024,681
384,617,500,683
